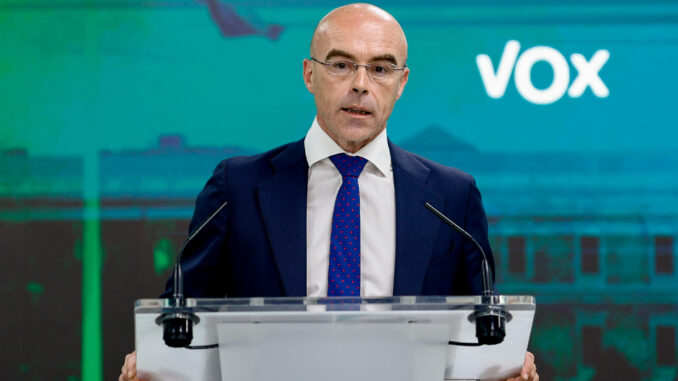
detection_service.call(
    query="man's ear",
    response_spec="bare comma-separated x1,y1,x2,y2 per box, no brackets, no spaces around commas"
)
395,66,409,100
303,59,314,94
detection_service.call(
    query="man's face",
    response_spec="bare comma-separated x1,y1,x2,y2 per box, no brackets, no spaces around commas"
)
303,7,409,153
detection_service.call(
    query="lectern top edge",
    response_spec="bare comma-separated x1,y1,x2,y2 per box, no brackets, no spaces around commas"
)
134,295,535,314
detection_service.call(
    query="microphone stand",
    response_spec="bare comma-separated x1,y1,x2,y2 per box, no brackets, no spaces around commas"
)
424,202,511,345
155,200,228,348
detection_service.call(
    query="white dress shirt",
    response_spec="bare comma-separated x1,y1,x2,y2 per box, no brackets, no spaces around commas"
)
305,117,396,297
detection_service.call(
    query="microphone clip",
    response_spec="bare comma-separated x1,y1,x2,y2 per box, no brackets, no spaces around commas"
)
155,305,201,348
469,295,512,345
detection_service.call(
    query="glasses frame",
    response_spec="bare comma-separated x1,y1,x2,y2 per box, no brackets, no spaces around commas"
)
310,57,407,80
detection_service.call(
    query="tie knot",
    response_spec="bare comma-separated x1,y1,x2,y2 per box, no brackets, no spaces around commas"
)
330,153,367,178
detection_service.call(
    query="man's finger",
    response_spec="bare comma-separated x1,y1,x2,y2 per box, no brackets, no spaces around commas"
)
124,351,137,379
525,351,535,363
120,357,129,380
521,351,535,380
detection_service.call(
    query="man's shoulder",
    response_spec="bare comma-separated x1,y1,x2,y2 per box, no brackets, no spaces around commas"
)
211,138,305,179
390,142,475,186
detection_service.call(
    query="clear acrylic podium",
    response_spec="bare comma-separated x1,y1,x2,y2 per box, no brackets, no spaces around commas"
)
135,295,535,381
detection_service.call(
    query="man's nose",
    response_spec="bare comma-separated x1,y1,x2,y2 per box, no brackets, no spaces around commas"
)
351,66,369,95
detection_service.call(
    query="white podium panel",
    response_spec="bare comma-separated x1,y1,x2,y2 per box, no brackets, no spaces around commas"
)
135,296,535,381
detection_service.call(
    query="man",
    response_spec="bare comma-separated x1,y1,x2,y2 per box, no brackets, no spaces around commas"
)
120,3,538,380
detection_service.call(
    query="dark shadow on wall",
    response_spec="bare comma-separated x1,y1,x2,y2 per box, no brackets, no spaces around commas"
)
531,350,557,380
591,347,642,380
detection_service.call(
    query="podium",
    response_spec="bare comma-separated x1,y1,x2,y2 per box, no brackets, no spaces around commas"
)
135,295,535,381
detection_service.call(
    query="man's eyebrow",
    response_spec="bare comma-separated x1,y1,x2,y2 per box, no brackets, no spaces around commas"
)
371,54,398,66
324,50,400,66
325,49,356,61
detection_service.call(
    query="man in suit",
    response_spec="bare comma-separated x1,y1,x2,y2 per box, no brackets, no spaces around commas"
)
120,3,538,380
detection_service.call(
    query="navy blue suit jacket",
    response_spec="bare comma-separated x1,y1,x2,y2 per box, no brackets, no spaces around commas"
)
163,139,494,298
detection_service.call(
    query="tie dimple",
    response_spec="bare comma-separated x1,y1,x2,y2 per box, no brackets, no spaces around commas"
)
327,153,367,296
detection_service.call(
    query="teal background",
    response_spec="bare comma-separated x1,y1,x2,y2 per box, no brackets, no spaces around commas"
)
1,1,677,380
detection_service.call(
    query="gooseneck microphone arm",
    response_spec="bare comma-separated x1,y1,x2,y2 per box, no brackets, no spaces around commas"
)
173,200,229,304
424,202,510,346
424,202,494,297
156,200,228,349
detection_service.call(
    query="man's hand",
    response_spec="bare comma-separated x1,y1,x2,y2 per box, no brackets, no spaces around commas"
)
506,351,539,381
119,351,149,381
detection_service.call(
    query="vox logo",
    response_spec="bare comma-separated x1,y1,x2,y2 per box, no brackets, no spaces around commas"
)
476,40,610,105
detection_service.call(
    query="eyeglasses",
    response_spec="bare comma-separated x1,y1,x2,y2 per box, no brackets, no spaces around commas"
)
310,57,407,80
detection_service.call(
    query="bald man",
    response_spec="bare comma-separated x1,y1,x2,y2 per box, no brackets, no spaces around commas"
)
120,4,538,380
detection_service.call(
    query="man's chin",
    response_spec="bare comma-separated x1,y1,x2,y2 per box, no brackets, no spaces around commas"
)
337,128,384,151
338,115,375,129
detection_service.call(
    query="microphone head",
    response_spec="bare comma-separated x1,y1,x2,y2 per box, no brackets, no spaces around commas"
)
469,299,510,345
475,312,506,345
156,311,200,348
162,317,194,348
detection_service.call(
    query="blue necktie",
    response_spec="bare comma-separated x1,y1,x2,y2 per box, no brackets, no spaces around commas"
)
328,153,368,296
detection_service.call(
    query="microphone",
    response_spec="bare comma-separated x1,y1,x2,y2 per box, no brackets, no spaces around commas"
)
155,200,228,348
424,202,510,345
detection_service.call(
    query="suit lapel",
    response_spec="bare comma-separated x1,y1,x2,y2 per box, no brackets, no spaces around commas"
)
390,142,444,295
257,140,308,297
255,139,443,297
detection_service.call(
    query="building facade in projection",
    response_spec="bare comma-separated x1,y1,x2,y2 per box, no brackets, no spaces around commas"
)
5,132,677,379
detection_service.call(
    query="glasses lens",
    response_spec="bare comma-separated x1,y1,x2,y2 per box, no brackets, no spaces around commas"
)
322,59,398,79
327,59,353,76
368,63,394,79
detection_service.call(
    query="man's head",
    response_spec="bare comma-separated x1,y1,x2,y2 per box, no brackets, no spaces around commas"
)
303,3,409,153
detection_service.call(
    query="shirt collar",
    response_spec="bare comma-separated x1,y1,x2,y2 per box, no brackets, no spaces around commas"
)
304,116,391,176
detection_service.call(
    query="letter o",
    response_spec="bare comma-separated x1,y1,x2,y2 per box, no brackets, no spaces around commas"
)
514,46,570,105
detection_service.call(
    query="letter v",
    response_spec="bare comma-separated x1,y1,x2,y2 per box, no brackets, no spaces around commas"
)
476,40,521,98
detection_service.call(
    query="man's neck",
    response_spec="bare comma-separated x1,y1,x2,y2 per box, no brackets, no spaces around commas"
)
317,121,386,153
305,117,391,176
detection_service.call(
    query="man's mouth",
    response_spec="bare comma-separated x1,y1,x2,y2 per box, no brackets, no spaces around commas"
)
341,107,372,116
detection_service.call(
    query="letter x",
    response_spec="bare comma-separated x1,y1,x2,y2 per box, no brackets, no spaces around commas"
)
568,50,610,98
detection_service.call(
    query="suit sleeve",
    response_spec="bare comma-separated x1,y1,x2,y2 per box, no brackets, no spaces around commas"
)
161,160,230,298
459,178,496,294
